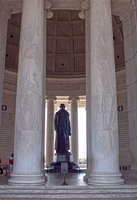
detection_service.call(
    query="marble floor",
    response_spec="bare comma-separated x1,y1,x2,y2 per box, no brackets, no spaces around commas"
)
0,171,137,199
0,170,137,186
1,170,137,185
0,172,87,186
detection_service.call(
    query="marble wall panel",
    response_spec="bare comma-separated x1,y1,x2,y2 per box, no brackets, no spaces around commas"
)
123,10,136,37
129,138,137,170
126,53,137,85
124,27,137,61
127,82,137,112
128,110,137,139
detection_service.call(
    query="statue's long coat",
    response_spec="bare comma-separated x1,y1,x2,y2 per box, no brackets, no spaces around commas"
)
54,109,71,153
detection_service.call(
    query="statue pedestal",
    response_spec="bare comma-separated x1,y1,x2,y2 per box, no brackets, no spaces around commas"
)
47,153,79,172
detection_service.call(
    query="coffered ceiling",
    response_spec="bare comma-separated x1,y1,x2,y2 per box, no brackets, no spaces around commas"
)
5,10,125,78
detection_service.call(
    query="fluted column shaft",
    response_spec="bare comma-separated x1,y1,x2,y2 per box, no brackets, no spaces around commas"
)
84,7,92,181
41,9,47,173
9,0,45,185
46,96,56,167
88,0,123,185
0,7,9,131
69,96,79,165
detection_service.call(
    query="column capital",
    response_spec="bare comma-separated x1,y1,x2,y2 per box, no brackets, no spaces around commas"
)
44,0,53,19
68,96,79,101
46,95,57,101
120,0,136,22
79,0,90,19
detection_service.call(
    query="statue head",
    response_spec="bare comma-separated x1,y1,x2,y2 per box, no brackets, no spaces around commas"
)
60,104,65,109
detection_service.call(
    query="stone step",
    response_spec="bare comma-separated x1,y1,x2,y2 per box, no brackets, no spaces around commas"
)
0,185,137,199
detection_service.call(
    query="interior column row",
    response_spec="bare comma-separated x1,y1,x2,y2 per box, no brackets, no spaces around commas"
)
1,0,135,185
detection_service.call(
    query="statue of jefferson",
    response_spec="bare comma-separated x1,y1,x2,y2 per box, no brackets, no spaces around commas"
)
54,104,71,154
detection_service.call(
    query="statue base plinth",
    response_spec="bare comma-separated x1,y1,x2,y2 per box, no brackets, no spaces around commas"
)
47,153,79,172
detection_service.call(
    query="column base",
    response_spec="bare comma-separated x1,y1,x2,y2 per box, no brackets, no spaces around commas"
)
8,173,46,185
87,172,124,185
83,170,91,181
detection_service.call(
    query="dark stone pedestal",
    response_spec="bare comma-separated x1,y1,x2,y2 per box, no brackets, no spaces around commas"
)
47,153,79,172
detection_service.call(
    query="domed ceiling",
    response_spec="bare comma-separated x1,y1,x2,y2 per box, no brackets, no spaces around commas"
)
5,10,125,78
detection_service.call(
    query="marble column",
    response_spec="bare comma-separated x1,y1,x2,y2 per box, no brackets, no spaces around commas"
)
9,0,45,185
88,0,123,185
41,9,47,174
0,6,9,132
84,6,92,181
69,96,79,165
46,96,56,167
120,0,137,173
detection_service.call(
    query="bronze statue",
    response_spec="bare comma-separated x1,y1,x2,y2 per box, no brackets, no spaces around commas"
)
54,104,71,154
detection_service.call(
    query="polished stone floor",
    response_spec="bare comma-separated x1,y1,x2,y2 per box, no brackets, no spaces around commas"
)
1,171,137,199
0,170,137,186
0,172,87,186
0,170,137,185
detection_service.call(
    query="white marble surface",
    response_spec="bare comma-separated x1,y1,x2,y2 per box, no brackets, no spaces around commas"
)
126,53,137,85
127,82,137,112
124,28,137,61
85,8,92,181
122,10,136,37
88,0,123,185
70,97,79,165
46,97,55,166
9,0,45,185
1,172,137,199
